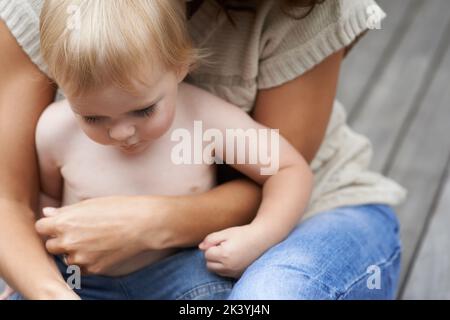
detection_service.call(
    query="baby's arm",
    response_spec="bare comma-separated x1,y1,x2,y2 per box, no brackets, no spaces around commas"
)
35,103,65,213
191,85,313,277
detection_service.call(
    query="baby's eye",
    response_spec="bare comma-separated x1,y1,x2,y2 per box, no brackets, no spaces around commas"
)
133,105,156,117
83,116,103,124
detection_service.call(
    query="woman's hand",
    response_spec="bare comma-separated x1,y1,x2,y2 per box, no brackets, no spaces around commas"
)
35,196,171,275
34,179,261,276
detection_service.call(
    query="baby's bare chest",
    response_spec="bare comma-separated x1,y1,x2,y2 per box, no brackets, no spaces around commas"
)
60,139,216,205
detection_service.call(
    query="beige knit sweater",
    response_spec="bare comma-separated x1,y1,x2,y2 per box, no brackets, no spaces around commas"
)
0,0,406,220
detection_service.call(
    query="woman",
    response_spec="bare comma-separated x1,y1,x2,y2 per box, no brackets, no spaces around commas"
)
0,0,405,299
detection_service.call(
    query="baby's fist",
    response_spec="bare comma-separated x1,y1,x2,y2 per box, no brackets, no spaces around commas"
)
199,226,264,278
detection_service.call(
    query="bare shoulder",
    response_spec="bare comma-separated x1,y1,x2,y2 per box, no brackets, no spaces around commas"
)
35,99,79,158
178,82,247,124
178,82,221,106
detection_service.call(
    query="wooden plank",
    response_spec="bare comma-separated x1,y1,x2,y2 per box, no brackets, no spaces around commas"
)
402,159,450,299
349,0,450,173
384,28,450,295
337,0,415,116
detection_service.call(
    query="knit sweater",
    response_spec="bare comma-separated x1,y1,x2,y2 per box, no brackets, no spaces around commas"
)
0,0,406,220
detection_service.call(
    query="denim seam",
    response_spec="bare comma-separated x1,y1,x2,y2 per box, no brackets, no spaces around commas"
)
176,281,233,300
246,264,340,299
117,278,133,300
295,272,340,299
336,246,402,300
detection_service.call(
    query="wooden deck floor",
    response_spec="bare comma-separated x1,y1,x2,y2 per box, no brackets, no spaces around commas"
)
1,0,449,300
337,0,450,299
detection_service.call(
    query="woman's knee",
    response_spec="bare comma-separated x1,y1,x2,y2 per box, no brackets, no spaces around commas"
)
229,204,402,300
229,244,401,300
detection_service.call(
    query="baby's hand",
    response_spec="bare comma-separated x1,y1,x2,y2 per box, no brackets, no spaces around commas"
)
0,284,16,300
199,225,266,279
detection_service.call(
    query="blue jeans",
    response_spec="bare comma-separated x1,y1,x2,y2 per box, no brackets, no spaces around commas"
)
10,204,401,300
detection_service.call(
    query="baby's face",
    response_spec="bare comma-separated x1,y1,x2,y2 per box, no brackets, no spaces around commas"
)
67,68,182,154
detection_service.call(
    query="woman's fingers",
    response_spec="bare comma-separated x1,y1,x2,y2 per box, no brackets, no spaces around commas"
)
45,238,67,255
42,207,60,217
35,217,60,237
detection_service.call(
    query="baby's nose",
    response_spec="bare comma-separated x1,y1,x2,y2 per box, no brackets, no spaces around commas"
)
109,124,136,142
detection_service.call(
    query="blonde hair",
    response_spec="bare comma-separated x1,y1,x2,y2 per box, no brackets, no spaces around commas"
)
40,0,201,97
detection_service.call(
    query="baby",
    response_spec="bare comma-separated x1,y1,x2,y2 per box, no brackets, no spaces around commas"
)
34,0,313,279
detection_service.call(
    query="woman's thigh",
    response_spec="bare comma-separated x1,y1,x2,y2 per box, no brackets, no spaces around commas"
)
229,204,402,300
10,249,234,300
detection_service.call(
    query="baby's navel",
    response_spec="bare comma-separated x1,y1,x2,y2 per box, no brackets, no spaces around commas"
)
190,186,200,193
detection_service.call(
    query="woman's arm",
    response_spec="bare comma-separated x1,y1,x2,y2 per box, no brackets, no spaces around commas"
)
160,179,262,247
0,21,78,299
253,49,344,163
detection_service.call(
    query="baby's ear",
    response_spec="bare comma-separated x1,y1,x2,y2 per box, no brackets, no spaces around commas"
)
176,65,190,83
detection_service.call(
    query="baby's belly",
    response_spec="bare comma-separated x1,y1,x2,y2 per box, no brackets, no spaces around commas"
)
102,249,179,277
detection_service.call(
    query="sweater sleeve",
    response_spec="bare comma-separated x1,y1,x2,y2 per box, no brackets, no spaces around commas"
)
257,0,386,89
0,0,48,74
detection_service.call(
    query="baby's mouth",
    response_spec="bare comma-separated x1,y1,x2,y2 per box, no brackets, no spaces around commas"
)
118,142,149,154
120,143,140,151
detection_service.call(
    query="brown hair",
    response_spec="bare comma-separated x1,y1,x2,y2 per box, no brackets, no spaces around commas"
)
280,0,326,17
213,0,326,21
